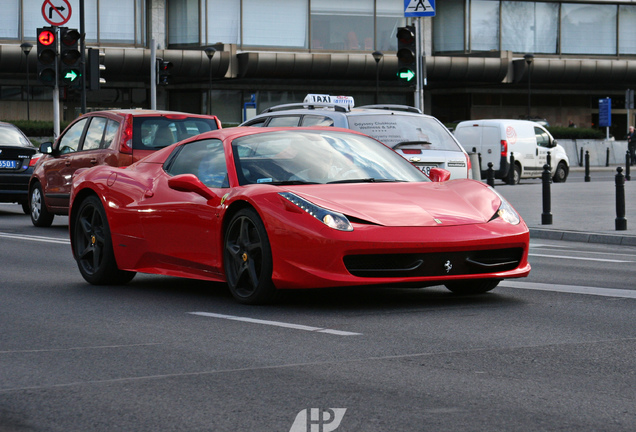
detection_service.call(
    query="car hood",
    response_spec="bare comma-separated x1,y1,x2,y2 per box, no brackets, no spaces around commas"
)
285,180,502,227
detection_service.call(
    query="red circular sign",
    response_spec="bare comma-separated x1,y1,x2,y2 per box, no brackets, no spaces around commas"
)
41,0,72,26
38,30,55,46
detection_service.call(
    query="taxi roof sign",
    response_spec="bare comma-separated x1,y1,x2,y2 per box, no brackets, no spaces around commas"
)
304,94,355,109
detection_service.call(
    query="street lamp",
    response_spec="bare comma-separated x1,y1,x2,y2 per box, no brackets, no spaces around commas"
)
524,53,534,120
20,42,33,121
372,50,383,104
204,47,216,116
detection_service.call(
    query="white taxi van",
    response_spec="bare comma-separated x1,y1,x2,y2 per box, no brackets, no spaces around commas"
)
240,94,471,179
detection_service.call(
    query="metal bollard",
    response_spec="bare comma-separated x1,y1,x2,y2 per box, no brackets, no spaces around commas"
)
606,148,610,167
615,167,627,230
478,152,482,172
541,164,553,225
584,150,591,182
579,147,584,167
546,150,551,169
486,162,495,187
507,152,516,185
626,151,631,181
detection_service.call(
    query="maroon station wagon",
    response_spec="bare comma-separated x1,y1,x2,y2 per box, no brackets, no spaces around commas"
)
29,110,221,227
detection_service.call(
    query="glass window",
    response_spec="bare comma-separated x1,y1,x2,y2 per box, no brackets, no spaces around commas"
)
434,0,465,52
268,116,301,127
57,118,88,154
167,139,228,188
311,0,373,51
470,0,500,52
243,0,307,48
619,5,636,55
207,0,240,44
102,119,119,149
502,2,558,54
561,3,617,55
376,0,406,51
100,1,135,43
133,116,219,150
301,115,334,126
169,0,200,45
535,127,550,147
82,117,108,150
0,1,18,39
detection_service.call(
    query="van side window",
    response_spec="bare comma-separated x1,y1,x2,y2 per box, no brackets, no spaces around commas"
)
535,127,550,147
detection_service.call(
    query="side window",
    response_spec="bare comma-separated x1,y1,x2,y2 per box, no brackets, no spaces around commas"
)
57,118,88,154
166,139,228,188
301,115,335,127
102,119,120,149
243,118,268,127
267,116,301,127
535,127,550,147
82,117,108,151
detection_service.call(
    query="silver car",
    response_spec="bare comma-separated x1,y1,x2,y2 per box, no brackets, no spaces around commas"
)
240,95,471,179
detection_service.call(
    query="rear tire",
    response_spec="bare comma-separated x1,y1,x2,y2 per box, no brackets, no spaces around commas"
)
21,202,29,215
512,164,521,185
29,182,54,227
445,279,500,295
72,195,136,285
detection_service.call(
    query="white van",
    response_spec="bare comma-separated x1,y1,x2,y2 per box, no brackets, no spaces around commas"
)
454,119,569,183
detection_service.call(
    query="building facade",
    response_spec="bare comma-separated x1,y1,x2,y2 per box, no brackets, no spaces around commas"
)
1,0,636,136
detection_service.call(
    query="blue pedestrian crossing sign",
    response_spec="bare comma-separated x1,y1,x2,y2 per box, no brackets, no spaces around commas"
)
404,0,435,17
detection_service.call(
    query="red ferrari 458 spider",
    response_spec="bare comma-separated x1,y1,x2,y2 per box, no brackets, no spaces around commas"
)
69,127,530,304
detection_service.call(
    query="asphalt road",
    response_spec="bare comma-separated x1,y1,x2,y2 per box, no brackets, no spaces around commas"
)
0,204,634,432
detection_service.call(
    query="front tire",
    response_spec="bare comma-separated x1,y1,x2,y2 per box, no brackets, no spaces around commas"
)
30,182,54,227
445,279,500,295
223,208,276,304
553,161,568,183
72,196,136,285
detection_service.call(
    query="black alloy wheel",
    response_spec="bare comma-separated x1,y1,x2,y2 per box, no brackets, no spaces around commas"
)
223,208,276,304
73,196,135,285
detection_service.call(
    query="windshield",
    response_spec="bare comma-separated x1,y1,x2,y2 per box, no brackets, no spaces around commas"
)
0,125,33,147
347,114,462,151
232,130,428,185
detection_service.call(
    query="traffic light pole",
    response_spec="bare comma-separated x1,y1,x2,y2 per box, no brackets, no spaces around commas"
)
53,27,60,139
150,40,157,110
415,18,424,113
80,0,86,114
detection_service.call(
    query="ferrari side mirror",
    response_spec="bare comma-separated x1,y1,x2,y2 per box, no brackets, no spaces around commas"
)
428,167,451,182
168,174,218,201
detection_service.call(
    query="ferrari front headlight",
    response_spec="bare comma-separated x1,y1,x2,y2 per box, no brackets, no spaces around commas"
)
279,192,353,231
490,189,521,225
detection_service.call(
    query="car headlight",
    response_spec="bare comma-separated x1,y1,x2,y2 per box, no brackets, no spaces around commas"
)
490,189,521,225
279,192,353,231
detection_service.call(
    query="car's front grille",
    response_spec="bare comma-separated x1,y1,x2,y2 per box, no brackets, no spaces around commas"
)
343,248,524,278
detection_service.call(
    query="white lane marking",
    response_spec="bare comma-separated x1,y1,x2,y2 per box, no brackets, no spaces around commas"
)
0,232,70,245
528,253,633,263
500,280,636,299
188,312,361,336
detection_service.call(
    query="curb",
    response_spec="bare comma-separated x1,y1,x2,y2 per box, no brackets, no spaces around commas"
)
530,228,636,246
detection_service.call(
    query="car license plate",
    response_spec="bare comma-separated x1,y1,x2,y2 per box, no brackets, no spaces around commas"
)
417,165,436,175
0,160,18,169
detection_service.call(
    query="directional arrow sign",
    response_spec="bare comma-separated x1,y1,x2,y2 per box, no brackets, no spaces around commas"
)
64,70,78,81
398,69,415,82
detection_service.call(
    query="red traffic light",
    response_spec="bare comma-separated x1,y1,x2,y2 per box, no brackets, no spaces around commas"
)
61,28,81,46
397,27,415,45
38,30,55,46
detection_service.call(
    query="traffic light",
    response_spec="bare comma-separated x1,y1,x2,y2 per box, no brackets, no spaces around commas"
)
59,27,82,87
36,27,57,86
157,58,173,85
87,48,106,91
396,25,416,84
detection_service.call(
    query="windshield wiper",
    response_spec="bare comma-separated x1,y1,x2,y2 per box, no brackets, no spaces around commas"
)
267,180,320,185
327,178,404,184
